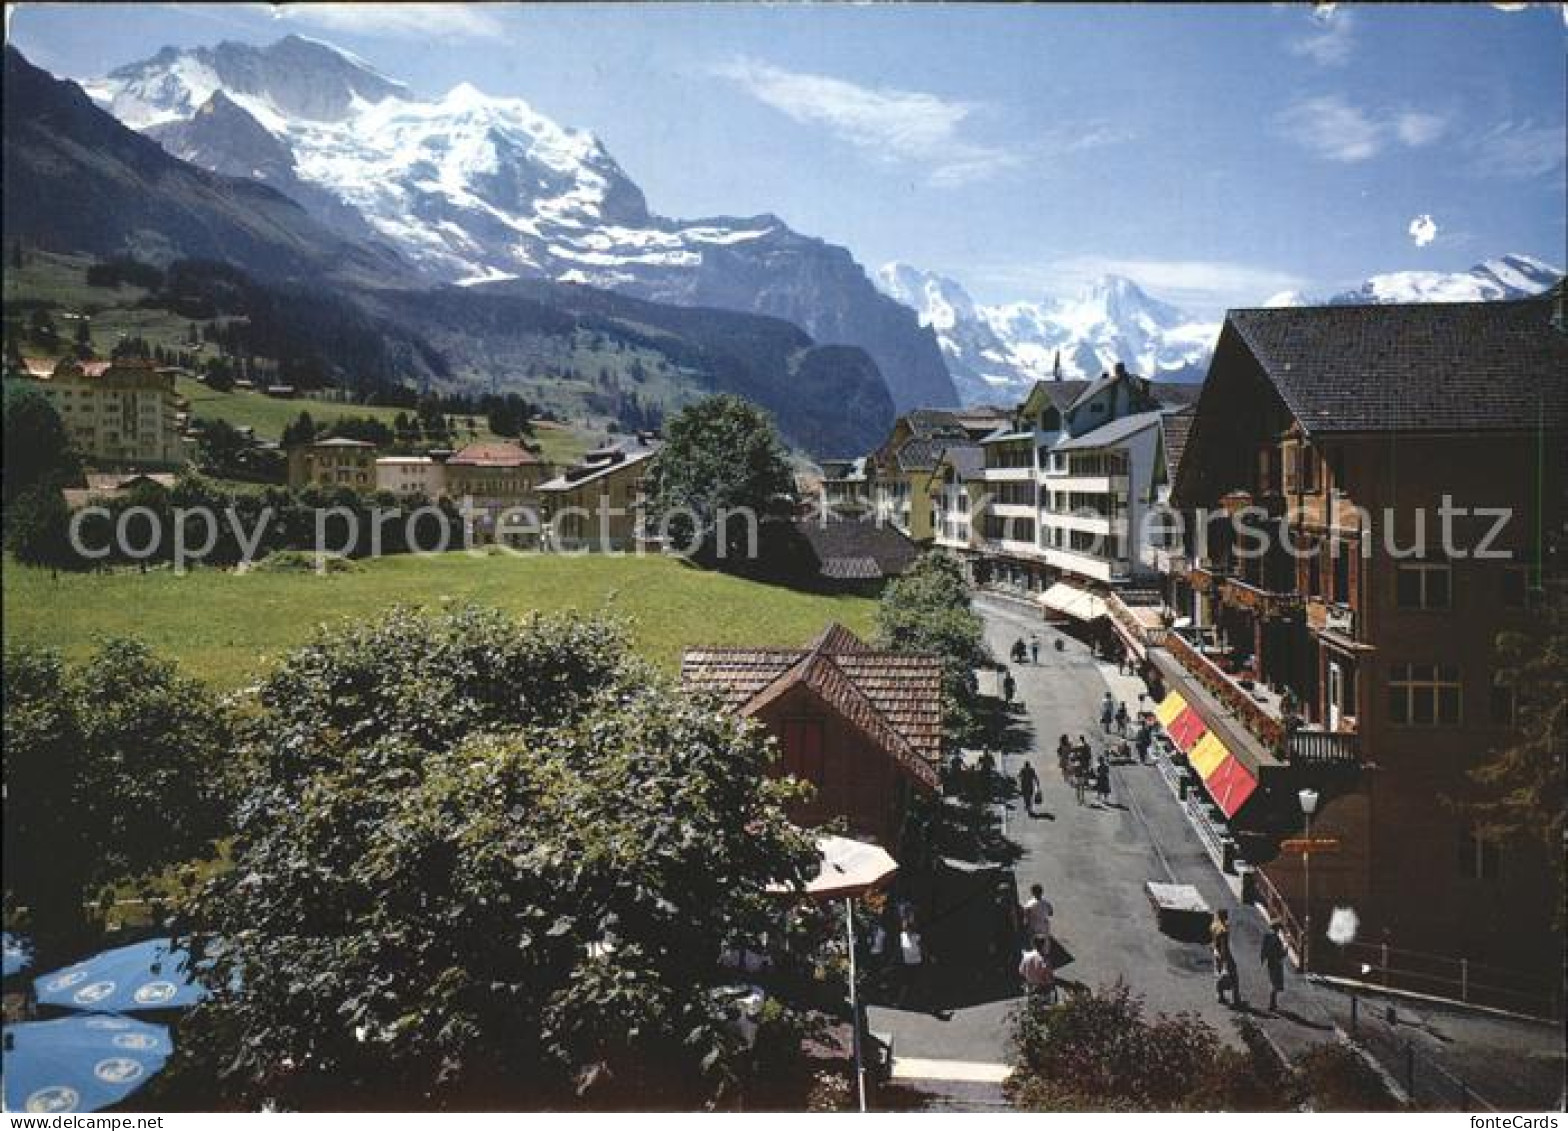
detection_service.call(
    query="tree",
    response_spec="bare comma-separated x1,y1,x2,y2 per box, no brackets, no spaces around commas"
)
875,553,990,747
646,395,794,560
1467,580,1568,926
281,410,318,447
2,642,235,955
165,607,814,1109
2,379,79,506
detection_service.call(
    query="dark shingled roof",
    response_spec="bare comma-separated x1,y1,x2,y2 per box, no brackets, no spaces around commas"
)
681,624,944,788
935,442,986,481
894,436,953,472
793,517,921,581
903,408,967,435
1160,406,1195,480
1225,294,1568,434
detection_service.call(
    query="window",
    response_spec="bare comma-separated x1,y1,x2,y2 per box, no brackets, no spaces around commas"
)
1458,827,1500,881
1396,563,1451,610
1388,663,1461,725
782,719,826,787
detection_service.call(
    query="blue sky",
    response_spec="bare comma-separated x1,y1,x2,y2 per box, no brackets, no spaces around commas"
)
8,2,1566,313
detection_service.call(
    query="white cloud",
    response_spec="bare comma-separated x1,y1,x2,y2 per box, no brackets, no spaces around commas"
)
715,56,1023,187
1467,119,1566,179
1288,7,1356,66
1276,96,1453,163
1275,95,1384,162
1394,110,1448,147
979,256,1310,312
265,3,505,41
1408,214,1438,247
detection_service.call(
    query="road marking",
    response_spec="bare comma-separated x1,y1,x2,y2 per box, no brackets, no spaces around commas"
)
892,1057,1012,1083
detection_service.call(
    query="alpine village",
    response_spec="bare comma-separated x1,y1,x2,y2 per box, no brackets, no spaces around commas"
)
1,9,1565,1118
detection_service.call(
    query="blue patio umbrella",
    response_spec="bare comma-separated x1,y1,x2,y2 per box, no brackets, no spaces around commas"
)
2,1014,171,1113
2,933,32,979
34,939,209,1014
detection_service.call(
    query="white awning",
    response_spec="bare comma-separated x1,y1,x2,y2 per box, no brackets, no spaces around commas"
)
1038,582,1108,622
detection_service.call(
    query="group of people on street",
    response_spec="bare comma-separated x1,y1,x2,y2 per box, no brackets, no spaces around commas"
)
1010,635,1042,665
1211,909,1290,1013
1099,690,1133,736
1055,733,1111,807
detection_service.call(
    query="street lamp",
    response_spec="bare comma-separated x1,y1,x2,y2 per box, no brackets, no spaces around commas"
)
1298,787,1319,973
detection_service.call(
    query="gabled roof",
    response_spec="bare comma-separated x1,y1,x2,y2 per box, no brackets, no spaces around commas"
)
681,623,943,790
447,440,543,467
792,517,921,581
1052,408,1164,452
539,444,655,491
1020,379,1094,418
1223,293,1568,434
934,443,985,481
903,408,967,435
893,435,953,472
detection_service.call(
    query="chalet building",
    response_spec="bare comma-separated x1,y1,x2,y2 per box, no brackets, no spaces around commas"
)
20,357,187,467
816,456,872,517
61,471,180,510
286,436,377,490
537,436,657,551
681,624,943,845
869,409,974,541
444,440,551,546
1143,291,1567,990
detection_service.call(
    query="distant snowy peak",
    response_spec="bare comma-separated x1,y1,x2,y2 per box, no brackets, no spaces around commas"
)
1273,254,1563,307
877,264,1218,404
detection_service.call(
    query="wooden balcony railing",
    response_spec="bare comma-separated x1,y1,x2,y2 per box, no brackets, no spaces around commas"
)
1286,727,1360,765
1163,629,1286,751
1220,576,1302,619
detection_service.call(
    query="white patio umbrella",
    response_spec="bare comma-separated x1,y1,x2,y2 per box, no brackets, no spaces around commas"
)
769,834,899,1112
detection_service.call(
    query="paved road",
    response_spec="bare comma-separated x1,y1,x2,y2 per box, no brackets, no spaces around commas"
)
871,594,1565,1110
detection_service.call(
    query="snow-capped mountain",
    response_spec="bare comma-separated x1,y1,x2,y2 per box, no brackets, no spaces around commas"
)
882,253,1562,406
89,36,957,410
878,263,1217,404
1319,254,1562,306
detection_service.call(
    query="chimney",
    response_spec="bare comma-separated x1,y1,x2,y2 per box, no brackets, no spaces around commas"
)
1114,361,1128,380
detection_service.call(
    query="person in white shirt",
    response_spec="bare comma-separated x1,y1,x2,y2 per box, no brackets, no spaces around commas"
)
1019,935,1055,1002
1020,883,1054,946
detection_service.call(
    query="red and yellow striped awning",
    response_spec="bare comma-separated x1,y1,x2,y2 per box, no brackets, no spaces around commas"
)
1155,692,1258,817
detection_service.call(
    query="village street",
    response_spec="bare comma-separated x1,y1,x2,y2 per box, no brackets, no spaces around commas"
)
869,595,1564,1111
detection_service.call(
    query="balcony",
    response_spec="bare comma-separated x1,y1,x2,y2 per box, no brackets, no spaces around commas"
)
1160,630,1361,765
1306,597,1357,639
1044,546,1126,583
1219,576,1302,619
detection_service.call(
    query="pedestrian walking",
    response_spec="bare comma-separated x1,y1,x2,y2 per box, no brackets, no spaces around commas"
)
1017,760,1040,815
1056,734,1073,782
1071,739,1091,806
1003,670,1017,703
1030,636,1041,664
1099,691,1115,732
898,911,928,1008
1019,935,1056,1003
1094,755,1111,806
1115,700,1130,735
1210,909,1241,1008
1012,637,1028,664
1261,920,1287,1012
1135,720,1153,763
1020,883,1054,945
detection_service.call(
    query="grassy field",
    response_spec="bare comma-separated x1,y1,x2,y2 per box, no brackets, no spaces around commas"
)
3,553,879,689
173,375,593,464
